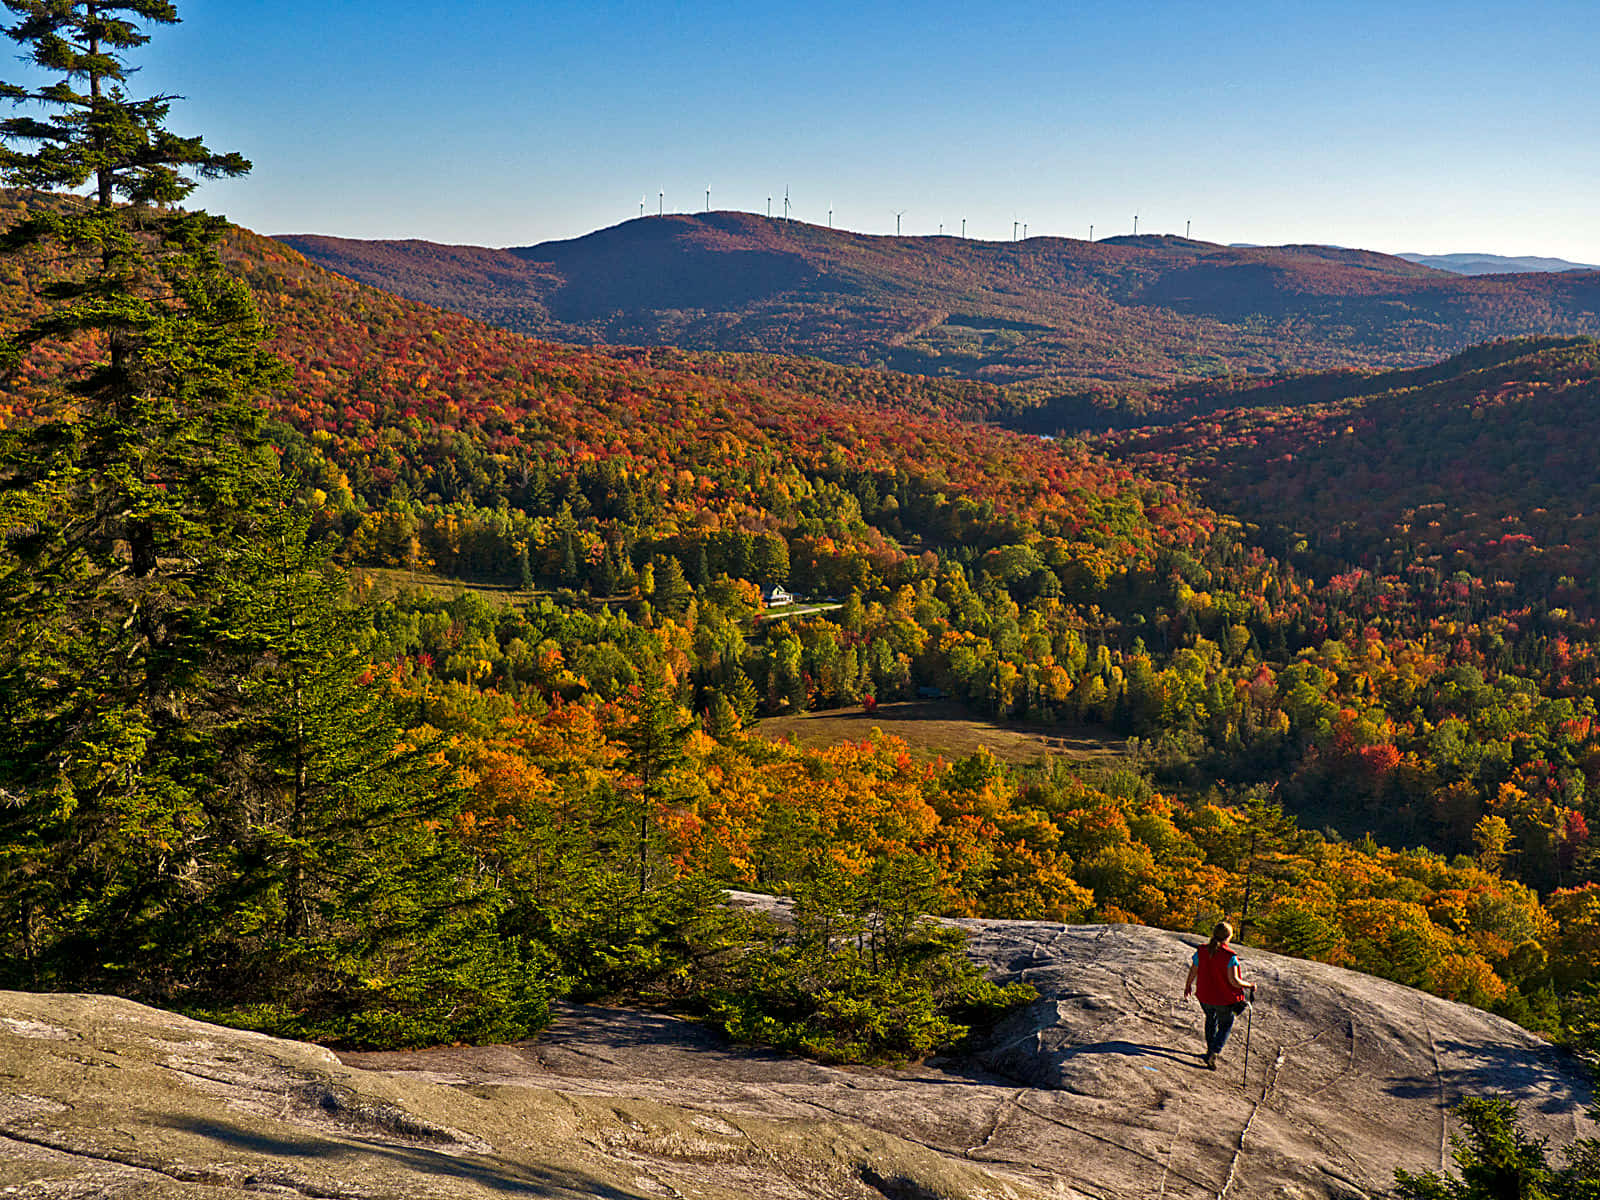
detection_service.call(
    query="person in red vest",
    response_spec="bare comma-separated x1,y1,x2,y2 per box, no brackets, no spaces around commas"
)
1183,920,1256,1070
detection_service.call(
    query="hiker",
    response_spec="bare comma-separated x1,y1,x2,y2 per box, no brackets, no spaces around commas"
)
1183,921,1256,1070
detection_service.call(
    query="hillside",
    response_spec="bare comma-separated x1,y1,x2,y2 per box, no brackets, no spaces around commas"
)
1100,336,1600,597
14,2,1600,1158
0,190,1200,575
1006,334,1595,431
278,213,1600,392
3,918,1593,1198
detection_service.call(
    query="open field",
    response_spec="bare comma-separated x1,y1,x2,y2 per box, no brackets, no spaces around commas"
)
756,700,1125,766
353,567,534,604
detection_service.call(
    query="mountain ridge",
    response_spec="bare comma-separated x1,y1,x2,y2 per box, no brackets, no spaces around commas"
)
278,213,1600,393
1399,251,1600,275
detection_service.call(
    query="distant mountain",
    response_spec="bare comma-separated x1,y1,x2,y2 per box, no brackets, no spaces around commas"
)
278,214,1600,392
1398,251,1600,275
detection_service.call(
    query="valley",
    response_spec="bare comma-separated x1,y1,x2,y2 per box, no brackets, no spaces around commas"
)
4,6,1600,1197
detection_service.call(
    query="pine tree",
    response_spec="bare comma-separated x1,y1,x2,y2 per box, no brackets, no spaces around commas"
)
653,553,692,617
515,540,532,590
0,0,278,989
0,3,549,1042
198,495,549,1044
1392,1096,1598,1200
619,662,693,894
706,691,741,741
728,667,760,724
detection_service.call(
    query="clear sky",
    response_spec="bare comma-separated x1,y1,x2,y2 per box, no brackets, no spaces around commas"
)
82,0,1600,261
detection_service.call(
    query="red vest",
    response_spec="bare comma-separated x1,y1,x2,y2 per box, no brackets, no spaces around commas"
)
1195,942,1244,1005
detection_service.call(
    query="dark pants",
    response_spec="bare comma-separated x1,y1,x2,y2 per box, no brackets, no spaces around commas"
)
1202,1003,1237,1057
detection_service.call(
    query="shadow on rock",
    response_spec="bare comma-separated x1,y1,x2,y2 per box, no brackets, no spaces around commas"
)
156,1113,639,1198
1386,1038,1595,1115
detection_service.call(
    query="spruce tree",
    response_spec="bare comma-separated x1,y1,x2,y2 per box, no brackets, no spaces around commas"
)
0,0,277,989
619,661,693,893
198,495,549,1044
0,2,549,1042
653,553,692,617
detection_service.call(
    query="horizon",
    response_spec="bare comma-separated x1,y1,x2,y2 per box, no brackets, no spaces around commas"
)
9,0,1600,264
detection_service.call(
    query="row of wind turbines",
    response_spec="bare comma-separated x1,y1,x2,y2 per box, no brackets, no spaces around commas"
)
635,191,1195,242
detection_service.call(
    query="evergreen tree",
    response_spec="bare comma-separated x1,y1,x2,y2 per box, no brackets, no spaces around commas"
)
198,496,549,1044
595,544,619,597
559,528,579,585
753,532,790,587
728,667,760,724
0,2,548,1043
1233,786,1298,941
515,540,532,590
1393,1095,1600,1200
0,0,276,989
618,662,693,893
706,691,741,741
653,553,692,617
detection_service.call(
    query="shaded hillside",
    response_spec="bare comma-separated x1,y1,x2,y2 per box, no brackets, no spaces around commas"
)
5,915,1594,1199
1101,337,1600,599
1010,335,1594,432
279,213,1600,391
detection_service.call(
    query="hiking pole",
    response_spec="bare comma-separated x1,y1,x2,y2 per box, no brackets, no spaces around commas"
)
1240,994,1255,1089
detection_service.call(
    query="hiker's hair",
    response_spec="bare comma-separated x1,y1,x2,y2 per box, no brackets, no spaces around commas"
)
1208,921,1233,950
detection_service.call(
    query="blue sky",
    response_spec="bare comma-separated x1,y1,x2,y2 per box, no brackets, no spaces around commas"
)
93,0,1600,260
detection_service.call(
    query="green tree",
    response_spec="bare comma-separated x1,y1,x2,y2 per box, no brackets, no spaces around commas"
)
202,497,550,1044
653,553,692,617
0,0,278,992
706,690,742,741
752,532,790,588
618,662,693,893
705,852,1035,1064
1393,1095,1600,1200
727,667,760,724
0,2,547,1045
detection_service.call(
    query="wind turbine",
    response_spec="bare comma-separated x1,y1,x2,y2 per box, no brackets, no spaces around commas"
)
767,196,772,218
1089,224,1094,241
1186,219,1191,238
961,218,966,237
1013,220,1019,241
706,187,711,212
1023,223,1028,239
639,196,646,218
894,210,905,235
783,187,790,221
828,205,833,228
1132,212,1138,235
658,190,664,216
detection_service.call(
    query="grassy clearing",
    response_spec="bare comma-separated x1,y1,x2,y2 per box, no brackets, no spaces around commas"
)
756,700,1125,766
352,568,537,605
